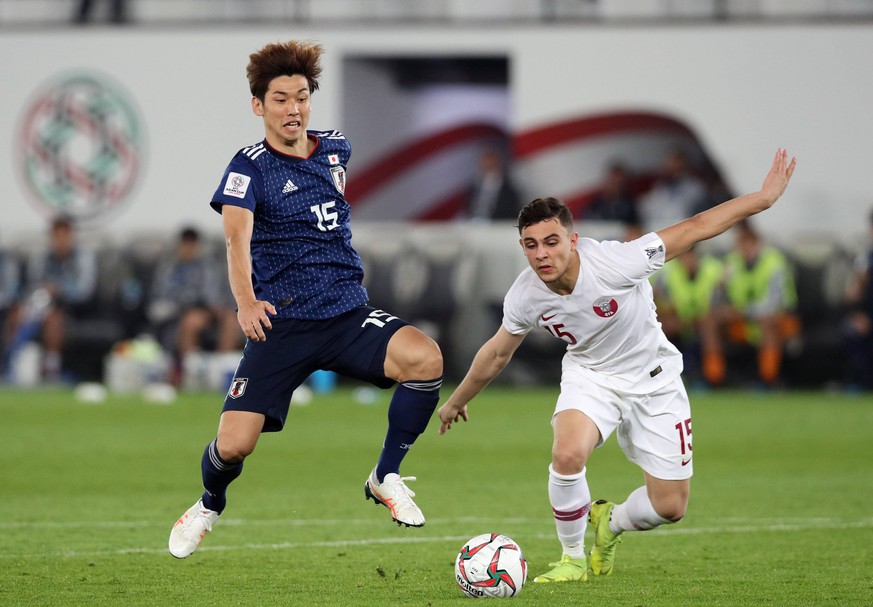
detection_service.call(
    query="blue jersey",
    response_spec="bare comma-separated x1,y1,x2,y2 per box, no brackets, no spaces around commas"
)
210,131,368,320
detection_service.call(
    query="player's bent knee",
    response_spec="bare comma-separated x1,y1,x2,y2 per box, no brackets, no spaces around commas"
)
653,497,688,522
216,441,255,463
420,345,444,379
395,332,444,380
551,450,587,476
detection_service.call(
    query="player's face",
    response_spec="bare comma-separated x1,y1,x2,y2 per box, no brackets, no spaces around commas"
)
519,219,579,292
252,74,311,152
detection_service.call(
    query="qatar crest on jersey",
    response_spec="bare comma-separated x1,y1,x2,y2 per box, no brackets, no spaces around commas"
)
592,296,618,318
330,166,346,195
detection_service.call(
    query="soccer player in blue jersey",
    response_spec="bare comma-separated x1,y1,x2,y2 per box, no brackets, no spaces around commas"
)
168,40,444,559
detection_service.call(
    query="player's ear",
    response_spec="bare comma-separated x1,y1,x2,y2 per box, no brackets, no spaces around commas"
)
251,97,264,117
569,231,579,250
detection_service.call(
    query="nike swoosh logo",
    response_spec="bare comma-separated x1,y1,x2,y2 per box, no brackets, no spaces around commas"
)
541,314,557,321
681,458,692,466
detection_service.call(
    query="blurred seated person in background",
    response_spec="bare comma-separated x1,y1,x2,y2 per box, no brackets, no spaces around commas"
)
652,246,726,387
147,227,241,381
637,149,708,233
0,234,22,365
723,220,799,387
74,0,129,24
580,161,642,240
465,147,522,221
842,208,873,390
4,217,97,381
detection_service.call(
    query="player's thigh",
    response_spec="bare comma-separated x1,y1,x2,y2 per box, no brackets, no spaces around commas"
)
325,306,409,387
617,376,693,481
554,369,623,450
222,320,316,432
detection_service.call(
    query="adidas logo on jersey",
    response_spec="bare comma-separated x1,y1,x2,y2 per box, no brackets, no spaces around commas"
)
282,180,298,194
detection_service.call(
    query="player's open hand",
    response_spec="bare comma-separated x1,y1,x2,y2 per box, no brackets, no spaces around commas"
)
237,300,277,341
438,401,469,435
760,148,797,206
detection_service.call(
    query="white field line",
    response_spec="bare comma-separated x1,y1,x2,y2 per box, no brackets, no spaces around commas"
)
1,517,871,560
0,516,537,530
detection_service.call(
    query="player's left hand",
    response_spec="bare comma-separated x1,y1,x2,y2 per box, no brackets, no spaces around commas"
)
760,148,797,206
438,401,468,435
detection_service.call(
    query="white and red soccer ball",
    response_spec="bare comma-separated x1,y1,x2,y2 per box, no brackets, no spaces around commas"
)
454,533,527,598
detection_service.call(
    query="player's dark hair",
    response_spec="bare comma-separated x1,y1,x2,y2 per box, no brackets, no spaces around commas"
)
247,40,324,101
516,197,573,234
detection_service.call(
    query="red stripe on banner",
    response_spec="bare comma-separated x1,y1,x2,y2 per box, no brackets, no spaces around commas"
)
514,112,695,159
418,189,468,221
552,504,591,521
346,123,508,203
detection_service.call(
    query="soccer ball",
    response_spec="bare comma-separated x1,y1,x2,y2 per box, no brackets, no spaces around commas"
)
454,533,527,598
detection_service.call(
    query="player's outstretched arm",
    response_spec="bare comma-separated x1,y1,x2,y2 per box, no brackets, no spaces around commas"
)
438,327,525,435
658,148,797,262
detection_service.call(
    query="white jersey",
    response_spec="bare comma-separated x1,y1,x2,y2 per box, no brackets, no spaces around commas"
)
502,232,682,394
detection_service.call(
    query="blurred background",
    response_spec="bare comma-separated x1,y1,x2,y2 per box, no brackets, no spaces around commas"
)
2,0,873,394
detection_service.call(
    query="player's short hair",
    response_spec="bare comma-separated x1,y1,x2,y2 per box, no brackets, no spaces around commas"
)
516,197,573,234
247,40,324,101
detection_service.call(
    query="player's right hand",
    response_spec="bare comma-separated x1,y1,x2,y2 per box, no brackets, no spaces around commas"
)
237,300,277,342
438,402,469,435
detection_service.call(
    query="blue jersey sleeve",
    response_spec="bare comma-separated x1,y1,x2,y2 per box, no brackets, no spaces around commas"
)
210,154,262,214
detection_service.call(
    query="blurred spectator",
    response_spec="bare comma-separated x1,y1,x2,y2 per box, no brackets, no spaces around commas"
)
74,0,129,23
842,208,873,390
0,238,22,367
652,246,726,387
701,173,734,210
581,161,643,240
4,217,97,382
722,220,799,387
638,149,708,232
146,227,241,382
465,147,522,221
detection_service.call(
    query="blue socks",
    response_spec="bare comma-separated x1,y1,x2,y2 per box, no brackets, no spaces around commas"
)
197,378,442,509
375,378,442,482
200,439,243,514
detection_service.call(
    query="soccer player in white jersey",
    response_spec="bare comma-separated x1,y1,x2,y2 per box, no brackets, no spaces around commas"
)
438,149,796,582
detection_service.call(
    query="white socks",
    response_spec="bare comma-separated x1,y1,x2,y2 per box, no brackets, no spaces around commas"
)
610,486,671,534
547,465,590,559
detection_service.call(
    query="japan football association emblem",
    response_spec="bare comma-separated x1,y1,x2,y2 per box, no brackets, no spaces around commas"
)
592,296,618,318
330,166,346,195
228,378,248,399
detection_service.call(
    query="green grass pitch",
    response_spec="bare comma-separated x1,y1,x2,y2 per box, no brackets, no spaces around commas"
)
1,385,871,606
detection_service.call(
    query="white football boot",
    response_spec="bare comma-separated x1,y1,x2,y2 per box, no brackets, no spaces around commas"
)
364,468,426,527
168,499,220,558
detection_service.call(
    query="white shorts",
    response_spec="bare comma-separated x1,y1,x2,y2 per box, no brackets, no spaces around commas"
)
553,372,693,480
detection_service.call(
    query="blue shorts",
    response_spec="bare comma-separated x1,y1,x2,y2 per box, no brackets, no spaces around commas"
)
222,306,408,432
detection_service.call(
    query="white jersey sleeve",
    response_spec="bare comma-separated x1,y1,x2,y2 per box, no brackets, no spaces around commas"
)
588,232,667,288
